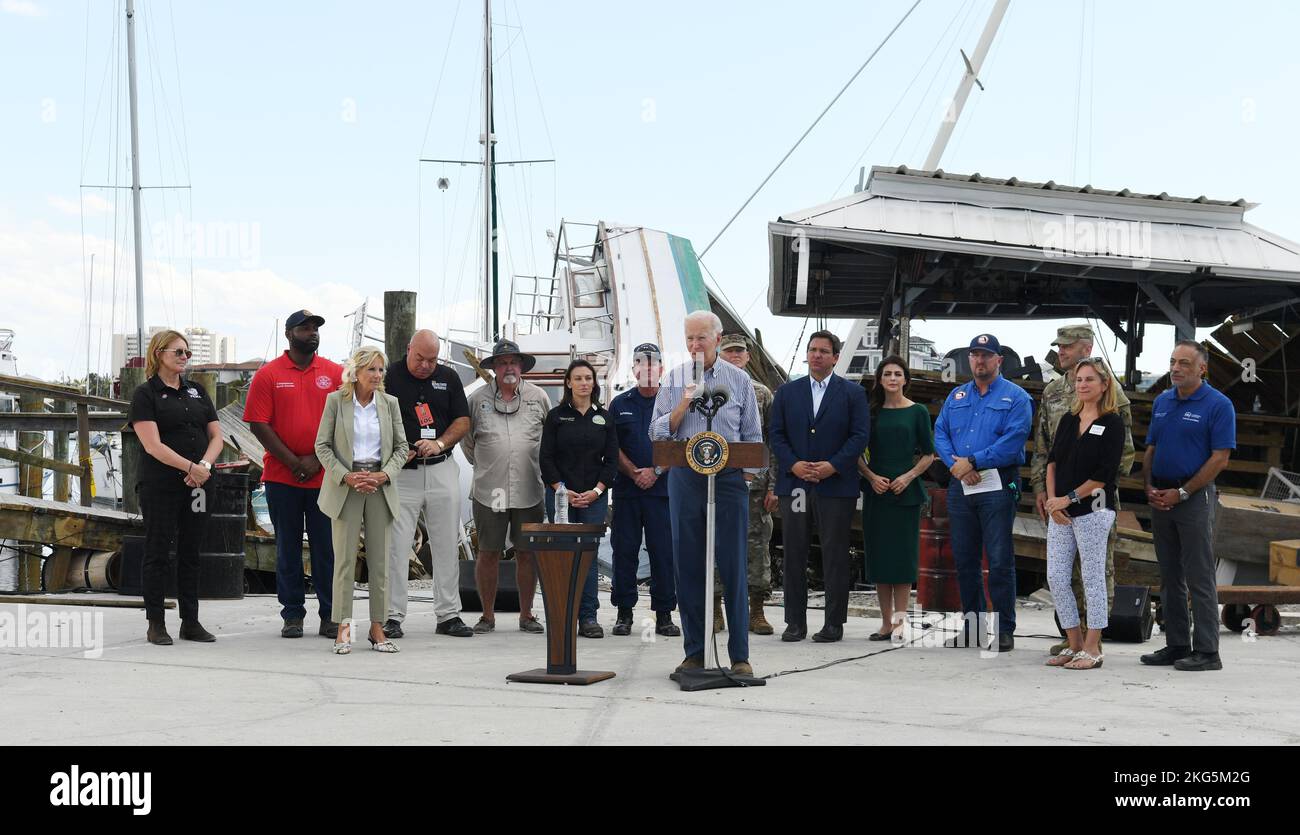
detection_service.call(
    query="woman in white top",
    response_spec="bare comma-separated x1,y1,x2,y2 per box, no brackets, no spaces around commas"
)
314,346,409,653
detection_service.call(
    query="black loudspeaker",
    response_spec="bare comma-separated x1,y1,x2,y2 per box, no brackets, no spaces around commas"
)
458,559,520,612
1103,584,1154,642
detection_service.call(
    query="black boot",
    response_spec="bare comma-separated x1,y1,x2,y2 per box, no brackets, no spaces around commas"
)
147,619,173,646
612,607,634,636
655,610,681,637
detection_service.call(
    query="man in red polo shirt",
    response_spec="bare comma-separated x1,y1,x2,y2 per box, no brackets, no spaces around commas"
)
245,310,343,639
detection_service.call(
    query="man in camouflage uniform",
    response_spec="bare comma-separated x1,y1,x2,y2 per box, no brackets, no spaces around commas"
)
712,334,776,635
1030,324,1136,655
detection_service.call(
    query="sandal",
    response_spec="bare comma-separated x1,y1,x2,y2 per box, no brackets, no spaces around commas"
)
368,637,400,653
1065,650,1104,670
1046,647,1077,667
333,624,352,655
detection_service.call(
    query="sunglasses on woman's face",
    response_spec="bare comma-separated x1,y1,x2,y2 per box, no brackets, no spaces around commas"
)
161,348,193,359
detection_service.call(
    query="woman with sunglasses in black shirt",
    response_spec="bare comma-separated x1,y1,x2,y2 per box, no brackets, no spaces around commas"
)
127,329,224,645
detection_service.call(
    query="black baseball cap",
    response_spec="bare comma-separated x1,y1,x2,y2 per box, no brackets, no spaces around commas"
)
286,309,326,329
632,342,662,360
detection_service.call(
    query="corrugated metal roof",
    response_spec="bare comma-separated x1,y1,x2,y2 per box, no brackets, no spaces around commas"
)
773,166,1300,282
870,165,1251,208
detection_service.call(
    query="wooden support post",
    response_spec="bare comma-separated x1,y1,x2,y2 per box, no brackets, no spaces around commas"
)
18,392,44,499
384,290,417,367
53,399,70,502
77,403,92,507
119,366,145,514
190,371,217,404
15,390,45,592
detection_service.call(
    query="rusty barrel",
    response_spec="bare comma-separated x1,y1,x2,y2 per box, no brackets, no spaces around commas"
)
917,487,990,612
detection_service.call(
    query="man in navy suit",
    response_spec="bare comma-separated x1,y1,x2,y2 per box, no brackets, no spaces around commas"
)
770,331,871,643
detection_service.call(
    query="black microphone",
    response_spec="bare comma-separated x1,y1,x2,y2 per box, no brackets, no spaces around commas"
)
690,385,730,419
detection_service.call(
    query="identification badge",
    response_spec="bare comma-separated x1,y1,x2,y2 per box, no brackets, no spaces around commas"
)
420,428,437,440
1088,424,1106,436
414,402,434,427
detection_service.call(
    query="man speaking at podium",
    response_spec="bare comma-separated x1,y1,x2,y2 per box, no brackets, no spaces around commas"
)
651,311,763,678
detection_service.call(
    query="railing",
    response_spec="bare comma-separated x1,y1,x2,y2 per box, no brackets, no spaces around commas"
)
0,374,129,508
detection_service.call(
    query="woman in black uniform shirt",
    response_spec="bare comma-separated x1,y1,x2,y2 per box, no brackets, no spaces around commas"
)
128,329,224,645
539,359,619,638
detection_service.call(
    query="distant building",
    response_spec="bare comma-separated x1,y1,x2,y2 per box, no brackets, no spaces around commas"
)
112,326,235,369
835,319,944,381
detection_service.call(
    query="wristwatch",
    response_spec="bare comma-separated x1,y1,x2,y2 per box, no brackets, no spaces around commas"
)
434,439,445,454
967,455,978,470
593,485,604,496
1068,489,1080,505
653,466,665,476
1177,487,1190,503
198,460,212,471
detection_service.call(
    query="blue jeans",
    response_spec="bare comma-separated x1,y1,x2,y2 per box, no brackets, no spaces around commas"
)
668,468,749,663
610,493,676,612
264,481,335,622
946,470,1018,635
545,488,609,623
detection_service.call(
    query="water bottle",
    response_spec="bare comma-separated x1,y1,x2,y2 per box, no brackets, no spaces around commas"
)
555,482,569,524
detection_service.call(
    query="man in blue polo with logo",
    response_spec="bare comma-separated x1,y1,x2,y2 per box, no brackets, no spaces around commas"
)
1140,340,1235,672
934,333,1033,652
608,343,680,638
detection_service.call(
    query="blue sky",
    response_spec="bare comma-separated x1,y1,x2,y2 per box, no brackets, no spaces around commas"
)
2,0,1298,381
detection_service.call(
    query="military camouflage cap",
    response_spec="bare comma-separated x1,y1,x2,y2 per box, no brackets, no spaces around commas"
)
1051,324,1095,346
720,333,750,351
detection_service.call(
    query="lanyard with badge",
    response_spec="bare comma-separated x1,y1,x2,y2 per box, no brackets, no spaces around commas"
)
414,400,437,440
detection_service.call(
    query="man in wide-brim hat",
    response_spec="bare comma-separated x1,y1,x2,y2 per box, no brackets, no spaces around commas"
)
478,339,537,374
460,339,551,634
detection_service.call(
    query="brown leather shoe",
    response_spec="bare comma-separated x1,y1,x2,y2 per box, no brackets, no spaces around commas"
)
179,620,216,642
147,619,173,646
674,655,704,674
713,597,725,633
749,594,774,635
731,660,754,676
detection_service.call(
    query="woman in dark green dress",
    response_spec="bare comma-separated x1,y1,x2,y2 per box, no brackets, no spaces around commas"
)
857,356,935,640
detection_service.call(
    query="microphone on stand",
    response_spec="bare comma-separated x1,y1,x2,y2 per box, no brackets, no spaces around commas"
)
690,385,730,423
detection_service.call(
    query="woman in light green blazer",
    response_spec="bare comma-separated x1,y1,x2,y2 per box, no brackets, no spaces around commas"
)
315,346,409,654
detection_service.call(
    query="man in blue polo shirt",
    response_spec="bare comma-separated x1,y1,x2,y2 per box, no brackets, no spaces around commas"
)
934,333,1034,652
608,343,680,638
1140,340,1235,672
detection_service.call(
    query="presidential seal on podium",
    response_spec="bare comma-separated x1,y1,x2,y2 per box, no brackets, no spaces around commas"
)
685,431,729,475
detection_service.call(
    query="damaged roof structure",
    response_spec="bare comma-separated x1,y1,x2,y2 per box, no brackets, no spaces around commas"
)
768,165,1300,393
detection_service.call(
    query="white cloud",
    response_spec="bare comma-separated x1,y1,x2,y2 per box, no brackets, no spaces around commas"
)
0,218,365,383
1,0,44,17
47,194,113,217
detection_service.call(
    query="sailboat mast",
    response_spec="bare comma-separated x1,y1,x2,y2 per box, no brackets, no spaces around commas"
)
126,0,146,363
481,0,499,344
922,0,1010,171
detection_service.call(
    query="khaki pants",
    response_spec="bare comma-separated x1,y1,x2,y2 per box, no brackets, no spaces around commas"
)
388,460,462,624
332,488,392,626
